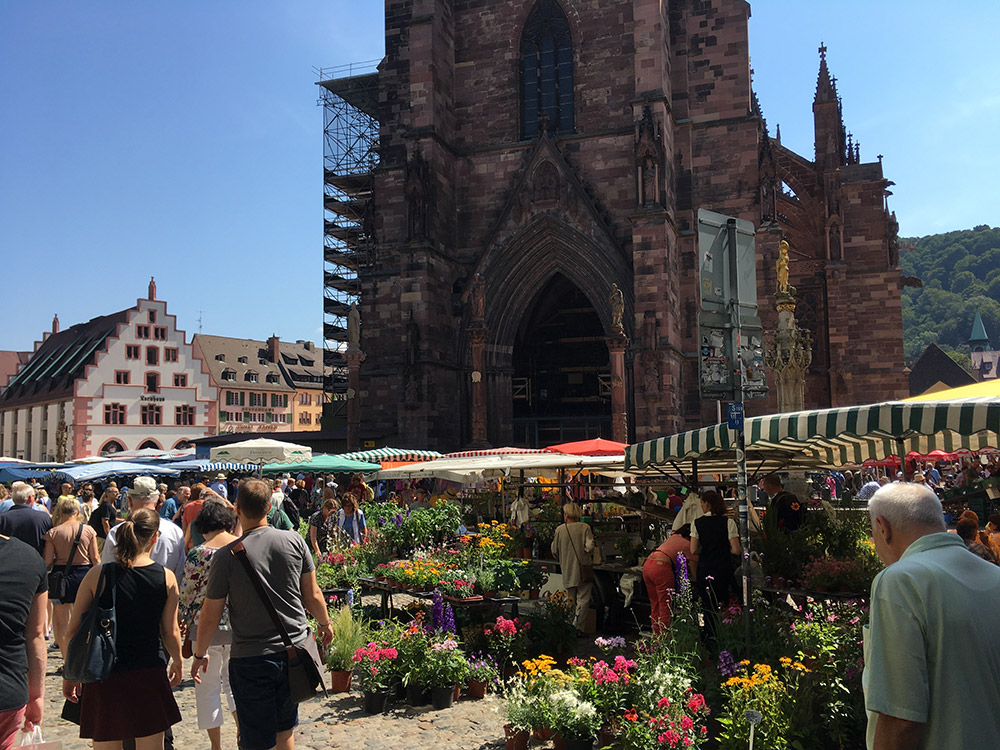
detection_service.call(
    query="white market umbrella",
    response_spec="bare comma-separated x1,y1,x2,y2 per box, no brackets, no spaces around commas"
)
210,438,312,465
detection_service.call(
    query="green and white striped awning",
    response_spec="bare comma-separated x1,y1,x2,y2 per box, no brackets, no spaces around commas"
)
337,447,443,464
626,399,1000,478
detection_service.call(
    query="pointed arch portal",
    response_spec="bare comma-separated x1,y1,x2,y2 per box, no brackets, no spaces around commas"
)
511,274,612,446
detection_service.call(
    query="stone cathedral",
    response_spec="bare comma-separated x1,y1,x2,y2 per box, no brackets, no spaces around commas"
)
325,0,907,450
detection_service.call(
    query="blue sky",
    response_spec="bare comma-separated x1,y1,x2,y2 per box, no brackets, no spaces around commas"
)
2,1,997,352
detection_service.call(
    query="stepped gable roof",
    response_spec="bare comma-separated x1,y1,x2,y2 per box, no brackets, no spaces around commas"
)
193,334,294,392
908,343,976,397
0,309,131,409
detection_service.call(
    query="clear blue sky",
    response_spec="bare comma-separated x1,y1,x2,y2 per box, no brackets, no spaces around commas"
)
2,1,997,352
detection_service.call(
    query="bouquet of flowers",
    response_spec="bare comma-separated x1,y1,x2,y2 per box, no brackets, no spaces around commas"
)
353,642,399,693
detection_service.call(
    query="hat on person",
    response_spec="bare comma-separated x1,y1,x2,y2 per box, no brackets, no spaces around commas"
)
326,481,339,490
129,476,159,500
216,472,227,480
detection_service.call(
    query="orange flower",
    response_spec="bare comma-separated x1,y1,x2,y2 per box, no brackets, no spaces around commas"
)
624,708,639,722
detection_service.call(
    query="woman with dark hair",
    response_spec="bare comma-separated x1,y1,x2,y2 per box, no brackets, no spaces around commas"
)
179,501,239,750
335,492,367,545
63,507,183,749
690,490,741,652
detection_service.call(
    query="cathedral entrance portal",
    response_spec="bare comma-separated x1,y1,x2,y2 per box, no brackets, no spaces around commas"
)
511,274,612,447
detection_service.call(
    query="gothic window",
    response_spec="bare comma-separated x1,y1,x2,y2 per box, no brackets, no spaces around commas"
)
521,0,574,139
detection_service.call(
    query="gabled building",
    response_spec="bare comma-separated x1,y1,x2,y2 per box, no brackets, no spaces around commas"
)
193,334,297,433
274,338,328,430
969,313,999,381
0,279,217,460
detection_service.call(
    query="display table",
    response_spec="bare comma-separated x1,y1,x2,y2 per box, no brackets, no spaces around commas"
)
358,577,522,619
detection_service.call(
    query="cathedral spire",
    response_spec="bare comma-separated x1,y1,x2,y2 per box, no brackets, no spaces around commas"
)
815,43,837,103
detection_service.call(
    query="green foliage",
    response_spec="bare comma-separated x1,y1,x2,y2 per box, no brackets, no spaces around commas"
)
900,225,1000,361
326,605,366,672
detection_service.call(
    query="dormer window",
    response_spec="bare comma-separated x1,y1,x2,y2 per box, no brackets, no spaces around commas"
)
245,371,258,384
266,373,280,384
259,358,269,366
299,358,314,368
221,369,236,382
215,354,226,362
238,356,248,364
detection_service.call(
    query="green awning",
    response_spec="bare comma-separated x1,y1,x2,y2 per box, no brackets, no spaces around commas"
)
260,454,380,475
626,399,1000,478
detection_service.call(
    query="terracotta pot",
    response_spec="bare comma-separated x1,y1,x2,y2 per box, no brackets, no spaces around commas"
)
467,679,488,699
482,590,498,599
453,682,462,702
532,727,554,741
504,724,529,750
521,547,533,559
529,588,540,600
328,670,352,693
552,735,566,750
362,689,389,714
597,725,618,748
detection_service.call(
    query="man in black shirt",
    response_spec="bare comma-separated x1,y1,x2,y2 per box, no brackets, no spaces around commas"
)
0,483,51,555
87,488,119,554
0,533,48,745
761,474,805,532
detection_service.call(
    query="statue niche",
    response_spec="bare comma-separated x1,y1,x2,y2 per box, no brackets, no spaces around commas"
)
532,161,559,204
635,106,663,207
406,151,432,241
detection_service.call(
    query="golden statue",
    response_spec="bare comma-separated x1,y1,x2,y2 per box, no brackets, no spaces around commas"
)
776,240,790,294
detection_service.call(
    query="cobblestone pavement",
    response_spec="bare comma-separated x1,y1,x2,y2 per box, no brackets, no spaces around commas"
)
39,649,513,750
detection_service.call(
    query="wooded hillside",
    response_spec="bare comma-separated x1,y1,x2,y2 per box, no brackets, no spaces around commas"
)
900,225,1000,363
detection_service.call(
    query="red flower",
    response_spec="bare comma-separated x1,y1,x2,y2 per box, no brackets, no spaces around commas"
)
624,708,639,722
791,502,801,511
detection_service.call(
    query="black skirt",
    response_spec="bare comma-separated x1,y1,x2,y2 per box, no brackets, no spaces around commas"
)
80,666,181,741
53,565,91,604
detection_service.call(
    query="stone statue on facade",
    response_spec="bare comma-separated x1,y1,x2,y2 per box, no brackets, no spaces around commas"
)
469,273,486,322
347,303,361,349
776,240,791,294
609,283,625,334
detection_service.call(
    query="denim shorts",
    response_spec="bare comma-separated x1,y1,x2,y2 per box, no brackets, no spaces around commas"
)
228,651,297,750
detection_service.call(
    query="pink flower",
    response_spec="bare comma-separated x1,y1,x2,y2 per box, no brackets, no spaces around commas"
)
657,697,671,709
687,694,706,713
681,715,694,731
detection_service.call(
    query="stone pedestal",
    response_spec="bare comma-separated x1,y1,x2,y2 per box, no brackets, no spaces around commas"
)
607,331,629,443
345,348,366,450
764,291,812,413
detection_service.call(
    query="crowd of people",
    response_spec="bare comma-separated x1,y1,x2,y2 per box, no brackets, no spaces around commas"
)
0,468,373,750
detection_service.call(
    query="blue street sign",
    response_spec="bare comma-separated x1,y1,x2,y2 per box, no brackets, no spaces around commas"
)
727,402,744,430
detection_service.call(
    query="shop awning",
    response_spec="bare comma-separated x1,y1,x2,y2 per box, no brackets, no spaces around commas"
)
337,447,443,464
445,447,548,458
166,459,260,473
261,454,380,475
210,438,312,465
626,399,1000,479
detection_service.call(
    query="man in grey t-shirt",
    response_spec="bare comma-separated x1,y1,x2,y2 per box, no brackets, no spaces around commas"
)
192,479,332,750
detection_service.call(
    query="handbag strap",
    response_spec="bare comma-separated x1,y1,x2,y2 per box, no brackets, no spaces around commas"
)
566,524,590,568
232,540,294,651
95,562,118,609
62,522,86,576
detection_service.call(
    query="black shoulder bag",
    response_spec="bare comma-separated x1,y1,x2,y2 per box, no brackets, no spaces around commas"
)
48,522,86,601
64,563,118,683
232,540,326,703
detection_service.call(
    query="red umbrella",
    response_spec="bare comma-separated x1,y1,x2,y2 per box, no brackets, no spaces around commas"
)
862,455,901,468
545,438,628,456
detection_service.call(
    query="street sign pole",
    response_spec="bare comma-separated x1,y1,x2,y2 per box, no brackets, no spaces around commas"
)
726,218,752,646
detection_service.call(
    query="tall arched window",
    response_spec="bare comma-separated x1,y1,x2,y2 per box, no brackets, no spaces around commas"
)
521,0,574,139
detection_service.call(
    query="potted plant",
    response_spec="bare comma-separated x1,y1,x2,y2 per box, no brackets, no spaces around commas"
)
398,617,432,706
437,577,481,602
465,652,499,699
325,605,364,693
420,636,469,709
353,642,399,714
502,679,536,750
482,615,531,675
547,688,601,750
528,590,576,662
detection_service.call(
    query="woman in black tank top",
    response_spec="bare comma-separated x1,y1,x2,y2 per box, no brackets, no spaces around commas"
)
690,490,741,653
63,507,183,748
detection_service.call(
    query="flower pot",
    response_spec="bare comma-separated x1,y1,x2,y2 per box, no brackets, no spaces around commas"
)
405,684,431,706
481,590,498,599
362,689,389,714
532,727,554,741
520,547,533,559
328,670,352,693
558,736,594,750
467,679,488,699
391,677,406,699
444,594,483,603
504,724,529,750
597,725,618,748
430,684,456,710
528,588,540,600
453,683,462,702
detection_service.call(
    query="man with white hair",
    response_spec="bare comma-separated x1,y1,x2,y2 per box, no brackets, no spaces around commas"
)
0,482,51,555
863,482,1000,750
101,476,185,582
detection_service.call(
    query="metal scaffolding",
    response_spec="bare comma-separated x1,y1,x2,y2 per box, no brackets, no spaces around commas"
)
316,60,380,403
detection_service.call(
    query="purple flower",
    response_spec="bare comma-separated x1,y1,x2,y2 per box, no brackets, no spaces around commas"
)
716,650,738,677
443,602,456,634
